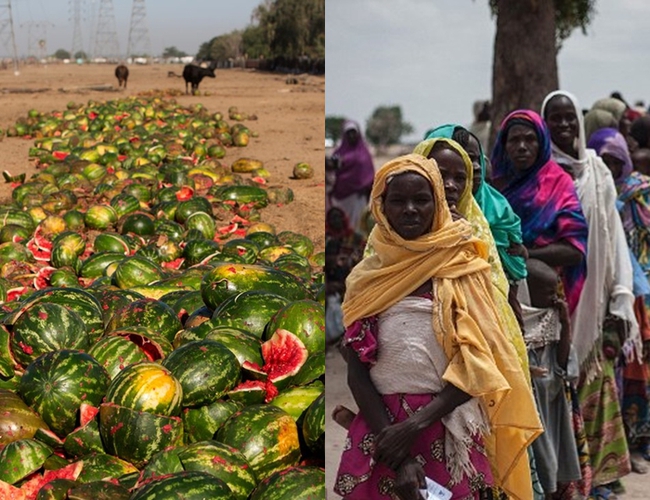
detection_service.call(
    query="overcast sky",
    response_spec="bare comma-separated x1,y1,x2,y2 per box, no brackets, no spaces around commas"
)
5,0,262,59
326,0,650,142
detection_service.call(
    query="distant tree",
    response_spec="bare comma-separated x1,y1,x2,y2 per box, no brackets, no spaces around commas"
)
73,51,87,60
242,24,270,59
162,46,187,58
365,106,413,151
488,0,596,149
196,31,243,61
54,49,71,60
325,116,346,144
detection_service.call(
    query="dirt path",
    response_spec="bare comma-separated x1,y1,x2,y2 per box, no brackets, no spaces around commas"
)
0,62,324,249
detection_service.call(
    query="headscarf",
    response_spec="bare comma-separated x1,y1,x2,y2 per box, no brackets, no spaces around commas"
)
631,115,650,149
343,153,542,500
586,128,633,187
331,120,375,200
583,97,627,143
541,91,639,378
423,124,527,281
490,109,588,314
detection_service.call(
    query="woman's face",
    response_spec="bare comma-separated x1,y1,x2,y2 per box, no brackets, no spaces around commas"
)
428,147,467,211
383,172,435,240
344,128,360,146
601,153,624,180
464,135,482,194
505,124,539,171
545,95,579,152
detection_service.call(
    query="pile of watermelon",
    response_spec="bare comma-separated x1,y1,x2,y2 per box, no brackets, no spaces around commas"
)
0,96,325,499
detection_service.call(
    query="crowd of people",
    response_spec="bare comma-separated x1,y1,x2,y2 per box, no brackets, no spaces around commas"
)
325,91,650,500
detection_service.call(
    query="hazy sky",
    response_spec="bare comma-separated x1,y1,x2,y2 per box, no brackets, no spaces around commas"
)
326,0,650,142
6,0,262,59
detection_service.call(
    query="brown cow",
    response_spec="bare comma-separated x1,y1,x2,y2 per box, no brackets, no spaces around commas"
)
115,64,129,89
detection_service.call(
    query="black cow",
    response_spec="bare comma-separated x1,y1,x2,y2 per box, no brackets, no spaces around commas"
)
115,64,129,89
182,62,216,95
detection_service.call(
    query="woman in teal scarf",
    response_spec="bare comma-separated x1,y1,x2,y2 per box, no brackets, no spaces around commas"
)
424,124,527,283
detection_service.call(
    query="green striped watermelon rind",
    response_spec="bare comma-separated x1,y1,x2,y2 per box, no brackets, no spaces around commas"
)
62,418,104,459
66,480,131,500
87,335,151,380
137,445,187,484
98,402,184,469
19,350,110,438
177,440,257,500
264,299,325,355
0,388,49,445
181,399,242,444
216,404,301,482
104,362,183,416
0,438,53,484
74,452,138,484
130,471,235,500
106,298,182,343
248,465,325,500
301,392,325,455
161,340,240,408
270,381,324,420
204,327,263,367
211,290,290,339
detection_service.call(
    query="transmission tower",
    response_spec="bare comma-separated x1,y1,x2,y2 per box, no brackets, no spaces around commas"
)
127,0,151,59
70,0,84,59
21,21,54,60
93,0,120,60
0,1,19,73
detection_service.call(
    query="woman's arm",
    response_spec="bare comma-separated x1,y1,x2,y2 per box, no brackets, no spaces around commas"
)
373,383,471,470
527,240,583,267
345,346,391,435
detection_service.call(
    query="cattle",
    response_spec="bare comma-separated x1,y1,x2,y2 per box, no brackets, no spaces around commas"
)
182,62,216,95
115,64,129,89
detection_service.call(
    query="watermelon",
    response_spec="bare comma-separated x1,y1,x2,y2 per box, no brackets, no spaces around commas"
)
79,252,126,279
265,299,325,355
19,350,110,437
162,340,240,407
220,239,259,265
98,403,184,468
216,404,301,481
270,381,324,420
0,439,53,484
87,335,151,379
249,466,325,500
276,231,314,258
178,441,257,500
62,417,103,458
204,327,263,367
92,233,130,254
138,446,186,482
181,400,242,444
211,291,289,338
66,481,130,500
20,461,83,500
301,392,324,455
10,302,89,367
259,329,308,390
84,204,118,230
106,298,182,343
0,479,25,500
104,362,183,416
34,478,77,500
0,389,49,445
87,288,145,326
120,212,155,237
130,471,234,500
200,263,309,312
74,453,137,484
211,185,268,208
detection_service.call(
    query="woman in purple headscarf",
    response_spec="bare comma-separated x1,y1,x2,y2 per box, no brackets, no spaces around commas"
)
330,120,376,232
490,109,588,316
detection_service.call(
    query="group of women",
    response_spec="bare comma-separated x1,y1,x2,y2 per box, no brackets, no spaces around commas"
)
330,91,650,500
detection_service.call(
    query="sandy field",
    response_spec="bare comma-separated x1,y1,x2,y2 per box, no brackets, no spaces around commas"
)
0,62,325,250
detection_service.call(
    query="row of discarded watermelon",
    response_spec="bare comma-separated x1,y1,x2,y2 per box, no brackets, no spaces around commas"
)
0,95,325,499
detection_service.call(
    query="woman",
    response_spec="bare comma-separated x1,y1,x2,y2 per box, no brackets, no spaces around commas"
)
588,128,650,475
334,154,541,500
541,91,638,498
584,97,629,144
413,136,529,379
490,109,588,316
330,120,376,232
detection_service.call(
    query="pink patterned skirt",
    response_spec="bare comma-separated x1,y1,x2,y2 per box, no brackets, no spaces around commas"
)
334,393,494,499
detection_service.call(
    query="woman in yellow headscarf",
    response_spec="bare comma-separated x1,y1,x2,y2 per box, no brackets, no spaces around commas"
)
333,154,541,500
413,137,530,381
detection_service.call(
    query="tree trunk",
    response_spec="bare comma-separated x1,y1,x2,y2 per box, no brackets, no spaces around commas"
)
489,0,559,151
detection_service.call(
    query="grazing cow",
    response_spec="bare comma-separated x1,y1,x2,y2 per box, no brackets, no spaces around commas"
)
182,62,216,95
115,64,129,89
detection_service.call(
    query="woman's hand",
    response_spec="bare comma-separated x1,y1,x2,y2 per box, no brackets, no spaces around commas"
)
506,241,528,259
394,458,426,500
374,418,420,470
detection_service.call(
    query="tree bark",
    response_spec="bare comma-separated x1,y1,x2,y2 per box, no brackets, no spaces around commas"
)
489,0,559,151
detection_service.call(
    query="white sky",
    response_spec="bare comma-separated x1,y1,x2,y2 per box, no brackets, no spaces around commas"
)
325,0,650,142
4,0,262,59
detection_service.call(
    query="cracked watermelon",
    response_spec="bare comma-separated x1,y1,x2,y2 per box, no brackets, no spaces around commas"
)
216,404,300,481
19,350,110,437
0,389,49,445
249,465,325,500
106,298,182,343
211,291,289,338
130,471,234,500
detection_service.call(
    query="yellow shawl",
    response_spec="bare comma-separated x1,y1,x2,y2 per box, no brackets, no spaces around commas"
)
343,154,542,500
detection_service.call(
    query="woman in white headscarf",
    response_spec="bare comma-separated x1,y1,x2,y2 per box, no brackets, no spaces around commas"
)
541,90,639,498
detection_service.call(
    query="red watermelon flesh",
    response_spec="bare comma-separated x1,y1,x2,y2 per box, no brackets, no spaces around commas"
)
261,329,308,385
19,461,82,500
0,480,25,500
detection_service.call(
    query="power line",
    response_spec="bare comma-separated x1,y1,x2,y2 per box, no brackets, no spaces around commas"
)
127,0,151,59
0,1,19,74
70,0,83,58
93,0,120,60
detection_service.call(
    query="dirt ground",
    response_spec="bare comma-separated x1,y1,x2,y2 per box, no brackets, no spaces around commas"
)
0,62,325,250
